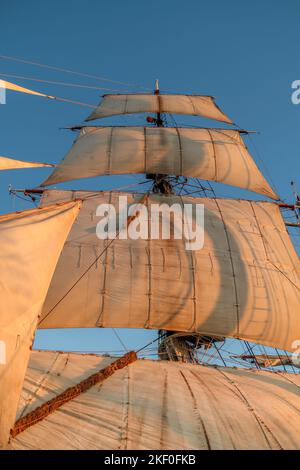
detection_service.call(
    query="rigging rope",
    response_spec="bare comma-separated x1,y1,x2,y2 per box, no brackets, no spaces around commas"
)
112,329,128,353
269,261,300,292
49,95,96,108
9,189,37,207
38,234,119,326
243,131,281,200
136,335,161,354
0,72,123,91
38,192,150,326
1,77,97,108
0,53,151,90
258,223,300,292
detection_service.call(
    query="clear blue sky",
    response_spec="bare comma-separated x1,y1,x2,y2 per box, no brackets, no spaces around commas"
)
0,0,299,356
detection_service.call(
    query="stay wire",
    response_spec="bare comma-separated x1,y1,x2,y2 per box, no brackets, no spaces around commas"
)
136,335,162,354
1,74,98,108
112,329,128,353
38,234,119,326
50,95,96,108
237,126,281,199
0,54,151,90
0,72,124,92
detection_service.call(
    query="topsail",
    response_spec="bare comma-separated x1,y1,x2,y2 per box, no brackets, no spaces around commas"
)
39,190,300,353
41,127,278,199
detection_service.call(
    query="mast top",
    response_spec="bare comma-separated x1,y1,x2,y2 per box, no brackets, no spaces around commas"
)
154,79,159,95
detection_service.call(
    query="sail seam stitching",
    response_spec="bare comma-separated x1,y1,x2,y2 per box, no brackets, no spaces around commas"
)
179,370,211,449
187,95,197,115
249,202,269,261
175,127,183,176
179,195,197,329
216,368,284,450
119,368,130,450
206,129,217,180
97,191,113,326
124,95,129,114
106,127,114,175
145,196,152,328
214,199,240,335
144,127,147,172
159,367,168,448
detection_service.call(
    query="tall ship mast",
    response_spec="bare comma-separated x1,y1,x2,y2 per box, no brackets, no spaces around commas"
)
0,80,300,450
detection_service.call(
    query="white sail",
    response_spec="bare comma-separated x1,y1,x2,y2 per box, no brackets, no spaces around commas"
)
0,79,54,98
0,201,81,449
39,190,300,353
9,350,300,450
0,155,53,170
41,127,278,199
85,93,233,123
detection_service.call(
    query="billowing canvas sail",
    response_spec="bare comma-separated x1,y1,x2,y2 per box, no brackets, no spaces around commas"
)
0,155,53,170
9,350,300,450
85,93,233,123
39,190,300,353
0,201,81,449
41,127,278,199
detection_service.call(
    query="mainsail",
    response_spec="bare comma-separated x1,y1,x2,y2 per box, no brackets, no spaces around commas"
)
38,190,300,353
85,93,233,123
41,127,278,199
0,201,81,449
0,155,53,170
9,349,300,450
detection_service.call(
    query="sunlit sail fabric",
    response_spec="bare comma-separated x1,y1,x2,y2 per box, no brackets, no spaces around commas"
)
0,155,53,170
85,94,233,123
0,201,81,449
39,190,300,352
0,79,54,98
41,127,278,199
9,350,300,450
